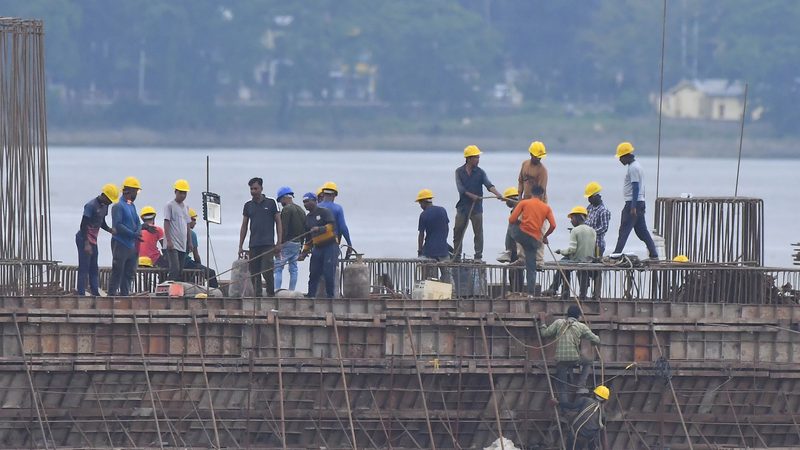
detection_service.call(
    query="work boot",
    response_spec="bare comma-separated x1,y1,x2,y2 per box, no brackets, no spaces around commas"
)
496,250,511,263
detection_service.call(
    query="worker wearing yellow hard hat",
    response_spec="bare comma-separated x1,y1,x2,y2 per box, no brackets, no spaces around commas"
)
109,177,143,296
164,178,193,284
612,141,659,259
76,183,119,296
563,384,610,448
240,177,281,297
138,205,166,268
518,141,549,264
319,181,354,258
415,189,451,281
184,206,219,288
544,206,597,299
454,145,503,261
497,187,520,263
583,181,612,257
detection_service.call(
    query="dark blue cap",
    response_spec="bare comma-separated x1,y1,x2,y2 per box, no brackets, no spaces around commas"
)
302,192,317,201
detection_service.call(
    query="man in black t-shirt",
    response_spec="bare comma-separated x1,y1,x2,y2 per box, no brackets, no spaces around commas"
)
239,177,282,297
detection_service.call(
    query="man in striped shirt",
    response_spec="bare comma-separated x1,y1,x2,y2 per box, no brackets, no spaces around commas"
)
583,181,611,257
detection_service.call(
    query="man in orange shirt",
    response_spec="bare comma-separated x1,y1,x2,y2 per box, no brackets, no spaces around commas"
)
508,185,556,296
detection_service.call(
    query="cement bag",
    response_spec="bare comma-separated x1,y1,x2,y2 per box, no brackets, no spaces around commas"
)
229,257,254,297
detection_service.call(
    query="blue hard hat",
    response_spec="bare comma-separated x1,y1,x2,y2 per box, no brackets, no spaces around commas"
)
276,186,293,200
302,192,317,202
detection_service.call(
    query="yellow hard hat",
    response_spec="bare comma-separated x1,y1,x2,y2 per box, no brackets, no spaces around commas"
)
463,145,482,158
321,181,338,194
528,141,547,158
138,256,153,267
415,189,434,202
503,187,519,198
584,181,602,198
194,293,208,299
189,208,197,219
673,255,689,263
122,176,142,190
174,179,190,192
316,186,324,196
101,183,120,203
568,206,588,217
615,142,635,158
593,385,610,400
139,205,157,218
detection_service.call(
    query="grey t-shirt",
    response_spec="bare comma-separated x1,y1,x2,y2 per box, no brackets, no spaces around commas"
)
163,200,190,251
623,160,646,201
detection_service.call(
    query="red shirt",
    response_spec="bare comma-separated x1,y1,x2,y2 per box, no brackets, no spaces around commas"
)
509,198,556,241
139,225,165,263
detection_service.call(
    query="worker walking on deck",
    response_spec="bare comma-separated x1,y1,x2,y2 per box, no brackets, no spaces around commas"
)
185,208,218,288
239,177,282,297
138,206,166,268
300,192,338,298
454,145,503,261
612,142,658,258
583,182,611,257
416,189,450,281
275,187,306,291
163,179,193,282
543,206,597,299
76,183,117,296
538,305,601,408
319,181,354,258
109,177,142,296
519,141,549,264
508,186,556,296
565,385,609,450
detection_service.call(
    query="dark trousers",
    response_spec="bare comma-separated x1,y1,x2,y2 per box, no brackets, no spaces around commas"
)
165,249,187,281
109,240,138,296
509,223,541,295
555,360,593,408
308,243,337,298
75,236,99,296
504,231,525,291
613,201,658,257
250,245,275,297
453,211,483,259
548,260,591,299
185,259,219,288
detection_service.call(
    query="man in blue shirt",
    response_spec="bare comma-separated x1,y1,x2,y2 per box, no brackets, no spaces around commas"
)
416,189,450,281
318,181,354,258
109,177,142,296
299,192,338,298
76,184,117,296
453,145,503,260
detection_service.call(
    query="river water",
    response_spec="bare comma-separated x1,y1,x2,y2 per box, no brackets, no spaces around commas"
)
50,147,796,284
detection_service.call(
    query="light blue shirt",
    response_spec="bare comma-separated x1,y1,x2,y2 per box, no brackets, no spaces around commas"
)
623,160,646,201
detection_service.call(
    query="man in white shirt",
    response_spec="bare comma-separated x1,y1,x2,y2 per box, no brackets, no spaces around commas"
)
612,142,658,258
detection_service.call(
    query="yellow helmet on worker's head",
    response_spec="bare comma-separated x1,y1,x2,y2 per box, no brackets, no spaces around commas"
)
321,181,338,195
528,141,547,158
174,179,190,192
615,142,635,158
122,176,142,190
584,181,602,198
568,206,588,217
189,208,197,219
415,189,434,202
101,183,120,203
138,256,153,267
316,186,324,197
503,187,519,199
673,254,689,263
594,385,610,400
139,205,157,218
463,145,482,158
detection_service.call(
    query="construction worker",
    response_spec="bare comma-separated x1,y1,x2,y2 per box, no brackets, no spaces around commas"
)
274,186,306,291
299,192,338,298
109,177,142,296
544,206,597,299
612,142,659,258
497,187,525,292
565,385,609,450
416,189,450,281
185,208,218,288
138,205,167,268
583,182,611,257
508,185,556,296
76,183,117,296
318,181,354,258
164,179,193,282
519,141,549,264
454,145,503,260
239,177,282,297
538,305,601,408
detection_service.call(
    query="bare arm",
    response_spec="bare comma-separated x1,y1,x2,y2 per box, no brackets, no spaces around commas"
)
164,219,173,249
275,212,283,246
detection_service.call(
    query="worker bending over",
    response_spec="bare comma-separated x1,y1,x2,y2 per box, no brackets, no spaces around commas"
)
508,185,555,296
544,206,596,299
76,183,117,296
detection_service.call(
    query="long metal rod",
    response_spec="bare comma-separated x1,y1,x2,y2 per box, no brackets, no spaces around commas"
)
734,83,749,197
655,0,667,201
275,315,288,449
192,313,222,448
206,155,210,291
13,313,50,449
132,316,165,450
651,327,694,449
404,317,438,450
478,318,505,450
534,320,566,450
332,317,359,450
90,381,114,447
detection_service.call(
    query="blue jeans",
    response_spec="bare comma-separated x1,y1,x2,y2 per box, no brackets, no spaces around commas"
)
613,201,658,257
75,235,99,295
509,223,541,295
308,243,338,298
274,241,301,290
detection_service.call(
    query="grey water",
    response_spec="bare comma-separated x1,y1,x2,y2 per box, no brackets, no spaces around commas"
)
50,147,795,286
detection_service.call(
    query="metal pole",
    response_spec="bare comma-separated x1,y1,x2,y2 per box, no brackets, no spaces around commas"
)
655,0,667,201
206,155,210,292
734,83,749,197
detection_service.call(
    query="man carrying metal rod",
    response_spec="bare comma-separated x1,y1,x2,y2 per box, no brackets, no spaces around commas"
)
453,145,503,261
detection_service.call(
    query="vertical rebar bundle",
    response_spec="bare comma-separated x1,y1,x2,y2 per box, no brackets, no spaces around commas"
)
654,197,764,265
0,18,51,261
